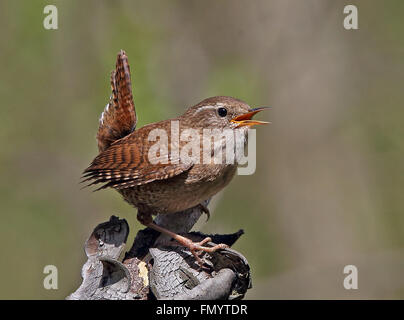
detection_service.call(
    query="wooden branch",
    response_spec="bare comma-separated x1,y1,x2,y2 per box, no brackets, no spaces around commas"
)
67,203,251,300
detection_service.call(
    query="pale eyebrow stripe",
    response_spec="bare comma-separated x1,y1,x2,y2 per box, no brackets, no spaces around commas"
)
194,105,217,113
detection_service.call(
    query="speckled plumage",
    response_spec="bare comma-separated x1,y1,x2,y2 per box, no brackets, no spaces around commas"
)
82,50,268,263
83,51,266,232
84,97,250,219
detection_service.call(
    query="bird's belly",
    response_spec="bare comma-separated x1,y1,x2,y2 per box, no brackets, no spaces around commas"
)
118,164,237,215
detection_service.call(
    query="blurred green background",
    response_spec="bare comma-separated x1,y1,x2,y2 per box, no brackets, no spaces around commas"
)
0,0,403,299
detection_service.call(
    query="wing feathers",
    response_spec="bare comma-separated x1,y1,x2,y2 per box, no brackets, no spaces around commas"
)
82,137,193,190
82,162,193,190
85,50,192,191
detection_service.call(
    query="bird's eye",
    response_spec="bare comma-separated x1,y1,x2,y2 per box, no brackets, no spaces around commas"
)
217,107,227,117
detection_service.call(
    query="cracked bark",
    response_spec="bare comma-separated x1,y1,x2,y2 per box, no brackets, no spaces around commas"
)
67,200,252,300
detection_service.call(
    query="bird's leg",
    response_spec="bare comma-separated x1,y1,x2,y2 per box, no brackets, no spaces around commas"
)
197,202,210,221
137,211,228,266
148,222,228,265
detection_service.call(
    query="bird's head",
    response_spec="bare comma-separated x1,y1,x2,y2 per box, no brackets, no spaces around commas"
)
182,96,269,131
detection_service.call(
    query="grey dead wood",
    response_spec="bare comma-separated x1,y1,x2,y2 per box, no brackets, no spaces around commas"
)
67,200,252,300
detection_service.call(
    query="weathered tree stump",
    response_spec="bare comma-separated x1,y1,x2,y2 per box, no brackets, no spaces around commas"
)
67,201,251,300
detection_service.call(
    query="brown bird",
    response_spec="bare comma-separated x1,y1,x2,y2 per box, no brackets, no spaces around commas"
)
83,50,268,264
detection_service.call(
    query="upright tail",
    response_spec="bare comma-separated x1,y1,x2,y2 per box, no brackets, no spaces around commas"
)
96,50,137,152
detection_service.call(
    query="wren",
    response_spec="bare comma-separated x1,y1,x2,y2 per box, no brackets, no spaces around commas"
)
82,50,268,264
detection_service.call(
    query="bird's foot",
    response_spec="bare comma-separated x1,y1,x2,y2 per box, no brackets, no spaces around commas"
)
197,203,210,221
145,221,227,268
180,236,228,267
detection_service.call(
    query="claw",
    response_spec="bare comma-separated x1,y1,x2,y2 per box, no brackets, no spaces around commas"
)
186,237,228,267
145,222,228,268
198,203,210,222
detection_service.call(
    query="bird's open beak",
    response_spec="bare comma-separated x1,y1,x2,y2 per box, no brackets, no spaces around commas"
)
231,107,270,128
